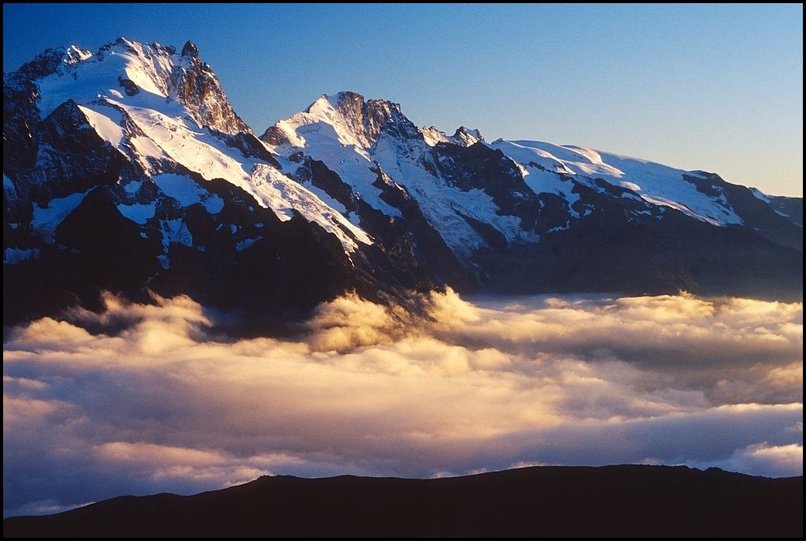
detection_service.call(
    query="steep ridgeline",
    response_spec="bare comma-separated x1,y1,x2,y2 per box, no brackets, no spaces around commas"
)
4,40,802,331
263,91,802,299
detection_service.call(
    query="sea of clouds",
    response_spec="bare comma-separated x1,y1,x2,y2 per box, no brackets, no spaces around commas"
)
3,290,802,516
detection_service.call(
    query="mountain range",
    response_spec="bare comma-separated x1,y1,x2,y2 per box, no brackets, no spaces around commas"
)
4,38,802,331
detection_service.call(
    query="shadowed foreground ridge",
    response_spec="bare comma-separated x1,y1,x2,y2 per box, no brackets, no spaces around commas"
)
4,465,802,537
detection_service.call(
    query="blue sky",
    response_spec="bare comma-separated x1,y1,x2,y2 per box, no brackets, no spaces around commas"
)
3,3,802,196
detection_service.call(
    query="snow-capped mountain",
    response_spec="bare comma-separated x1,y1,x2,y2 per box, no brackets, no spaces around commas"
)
3,39,395,329
4,39,802,329
262,91,801,295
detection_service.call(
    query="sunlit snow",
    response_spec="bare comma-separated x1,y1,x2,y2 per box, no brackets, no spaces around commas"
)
491,140,743,226
28,41,373,253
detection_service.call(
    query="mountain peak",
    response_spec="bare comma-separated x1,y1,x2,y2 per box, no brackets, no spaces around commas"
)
6,47,70,84
316,91,402,112
287,91,418,149
453,126,483,146
306,91,403,118
5,37,250,135
181,40,199,58
63,45,93,65
418,125,483,147
325,90,365,107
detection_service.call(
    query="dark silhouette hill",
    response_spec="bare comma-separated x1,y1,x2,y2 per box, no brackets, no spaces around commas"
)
4,465,802,537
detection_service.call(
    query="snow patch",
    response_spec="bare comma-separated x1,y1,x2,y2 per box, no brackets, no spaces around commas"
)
639,194,719,226
300,181,347,214
117,201,157,225
160,218,193,250
250,164,372,251
4,247,41,265
619,181,641,192
123,180,142,194
153,173,224,214
3,174,16,202
750,188,771,203
31,190,90,240
235,237,259,251
76,104,125,149
513,162,582,218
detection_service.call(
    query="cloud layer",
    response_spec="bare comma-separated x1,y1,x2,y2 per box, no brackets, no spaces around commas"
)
3,290,802,516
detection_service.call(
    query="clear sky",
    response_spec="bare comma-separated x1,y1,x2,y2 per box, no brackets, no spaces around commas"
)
3,3,803,196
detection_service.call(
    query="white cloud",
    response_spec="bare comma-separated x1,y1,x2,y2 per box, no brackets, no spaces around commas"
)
3,291,802,516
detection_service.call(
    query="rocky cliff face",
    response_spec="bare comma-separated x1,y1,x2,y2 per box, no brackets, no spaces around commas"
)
169,40,251,135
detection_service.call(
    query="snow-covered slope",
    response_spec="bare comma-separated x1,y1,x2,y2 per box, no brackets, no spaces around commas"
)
265,92,539,255
4,38,370,254
489,140,742,227
33,39,248,134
